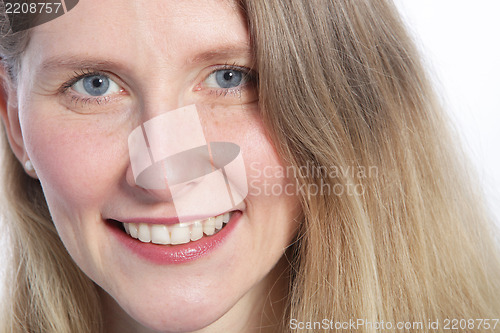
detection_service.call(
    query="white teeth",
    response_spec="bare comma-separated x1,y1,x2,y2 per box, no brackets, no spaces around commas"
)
138,223,151,243
171,223,191,245
121,212,235,245
203,217,216,236
129,223,138,238
190,221,203,241
151,224,170,245
214,215,223,230
124,223,130,235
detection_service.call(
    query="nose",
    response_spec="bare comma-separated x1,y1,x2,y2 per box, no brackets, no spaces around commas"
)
126,145,215,201
125,104,249,220
125,159,174,201
126,104,210,202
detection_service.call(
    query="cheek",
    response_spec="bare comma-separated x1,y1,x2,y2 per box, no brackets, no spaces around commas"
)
239,122,296,201
206,106,299,220
200,105,282,173
207,106,297,199
22,114,130,207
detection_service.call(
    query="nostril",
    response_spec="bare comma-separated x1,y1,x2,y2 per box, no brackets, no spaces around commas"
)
125,160,175,202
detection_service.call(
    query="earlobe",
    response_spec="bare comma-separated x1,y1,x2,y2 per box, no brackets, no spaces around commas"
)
0,65,31,168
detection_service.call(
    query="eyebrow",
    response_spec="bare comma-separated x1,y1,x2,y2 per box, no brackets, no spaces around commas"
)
36,56,127,77
185,45,253,65
36,45,254,76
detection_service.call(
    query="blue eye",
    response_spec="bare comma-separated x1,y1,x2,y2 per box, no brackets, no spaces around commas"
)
215,70,243,88
205,69,247,89
72,74,120,97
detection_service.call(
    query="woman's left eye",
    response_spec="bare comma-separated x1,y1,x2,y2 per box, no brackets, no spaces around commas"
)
72,74,121,97
204,69,248,89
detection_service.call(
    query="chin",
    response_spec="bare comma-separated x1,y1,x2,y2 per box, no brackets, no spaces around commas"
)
119,295,236,333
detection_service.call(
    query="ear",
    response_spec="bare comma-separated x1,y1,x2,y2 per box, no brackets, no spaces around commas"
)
0,65,30,168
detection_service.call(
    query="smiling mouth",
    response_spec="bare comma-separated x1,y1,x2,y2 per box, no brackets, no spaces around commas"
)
112,211,235,246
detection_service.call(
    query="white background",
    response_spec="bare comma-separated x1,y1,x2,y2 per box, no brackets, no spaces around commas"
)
1,0,500,299
394,0,500,223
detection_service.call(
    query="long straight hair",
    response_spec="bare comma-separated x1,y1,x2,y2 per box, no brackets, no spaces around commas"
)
1,0,499,332
242,0,500,329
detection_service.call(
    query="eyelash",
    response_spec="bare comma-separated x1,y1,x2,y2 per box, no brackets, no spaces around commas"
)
59,69,115,106
199,64,257,98
58,65,257,107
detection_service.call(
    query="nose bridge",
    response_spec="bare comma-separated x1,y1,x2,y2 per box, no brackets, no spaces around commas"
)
136,76,188,123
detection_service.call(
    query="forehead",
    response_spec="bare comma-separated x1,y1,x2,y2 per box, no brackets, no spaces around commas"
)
23,0,249,71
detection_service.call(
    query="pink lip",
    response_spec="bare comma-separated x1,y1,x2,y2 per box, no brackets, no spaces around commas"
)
106,210,242,264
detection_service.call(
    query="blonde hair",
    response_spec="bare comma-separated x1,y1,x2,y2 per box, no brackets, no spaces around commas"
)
1,0,500,332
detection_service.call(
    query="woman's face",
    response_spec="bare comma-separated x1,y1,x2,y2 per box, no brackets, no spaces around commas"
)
2,0,299,331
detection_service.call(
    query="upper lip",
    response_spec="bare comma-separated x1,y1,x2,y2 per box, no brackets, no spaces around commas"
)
106,201,246,225
109,210,239,226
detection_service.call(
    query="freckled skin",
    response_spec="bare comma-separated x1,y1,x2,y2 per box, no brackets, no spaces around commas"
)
6,0,300,332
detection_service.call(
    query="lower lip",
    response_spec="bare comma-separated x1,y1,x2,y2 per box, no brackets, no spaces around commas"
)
106,211,242,265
